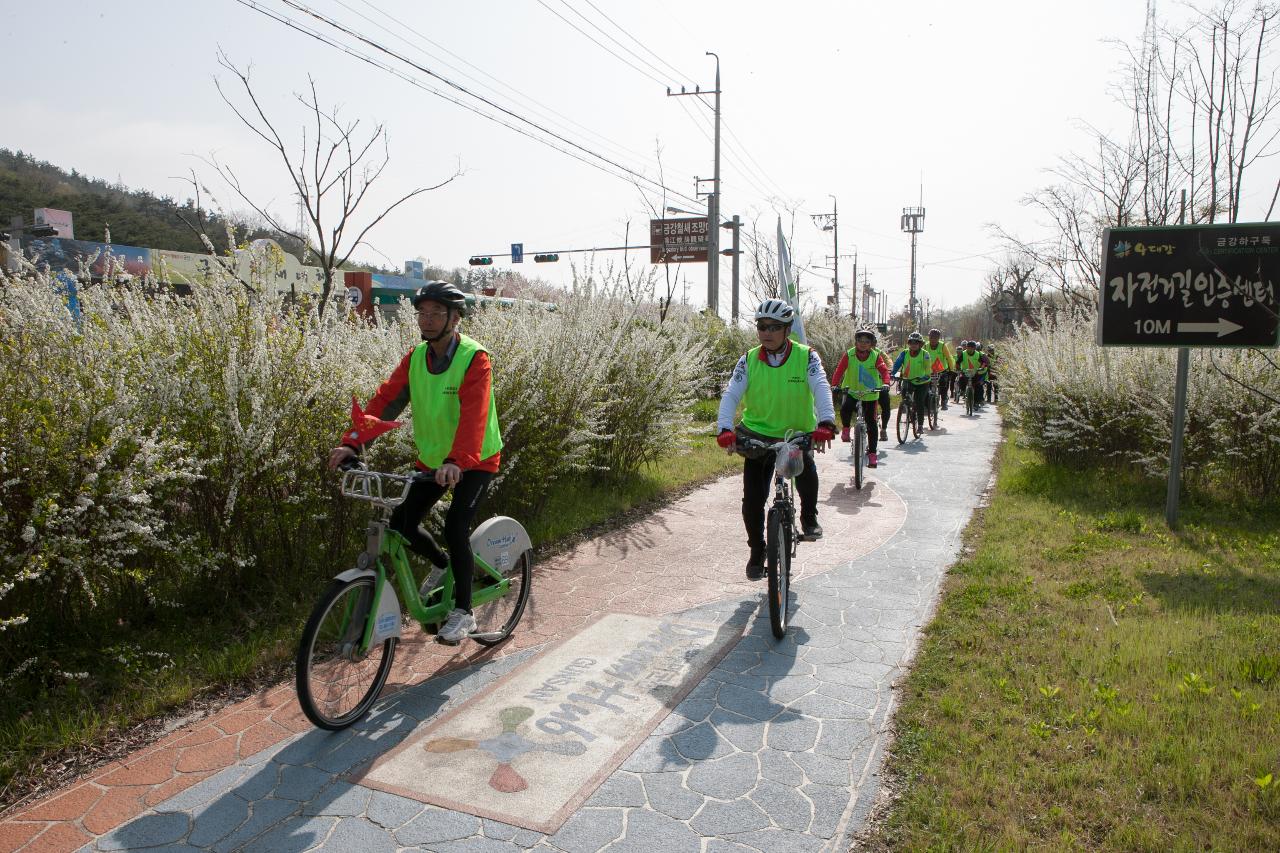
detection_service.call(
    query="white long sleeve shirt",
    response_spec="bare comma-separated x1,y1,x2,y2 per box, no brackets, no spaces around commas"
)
716,342,836,433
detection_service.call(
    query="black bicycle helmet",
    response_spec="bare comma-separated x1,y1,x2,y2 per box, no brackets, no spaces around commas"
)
854,328,878,345
411,281,468,315
928,328,941,336
907,331,924,343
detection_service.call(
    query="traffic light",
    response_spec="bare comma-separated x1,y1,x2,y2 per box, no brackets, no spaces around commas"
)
468,256,493,266
533,253,560,263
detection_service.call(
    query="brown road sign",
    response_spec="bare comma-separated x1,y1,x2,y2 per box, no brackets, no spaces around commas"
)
650,217,709,263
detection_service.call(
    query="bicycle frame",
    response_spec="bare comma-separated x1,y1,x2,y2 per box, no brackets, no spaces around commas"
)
337,469,516,656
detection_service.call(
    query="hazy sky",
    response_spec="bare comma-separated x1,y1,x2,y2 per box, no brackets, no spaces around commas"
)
4,0,1153,314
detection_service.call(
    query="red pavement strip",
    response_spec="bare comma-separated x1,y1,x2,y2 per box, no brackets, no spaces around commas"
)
2,445,906,853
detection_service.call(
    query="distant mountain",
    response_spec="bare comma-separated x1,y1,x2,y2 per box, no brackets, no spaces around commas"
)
0,148,307,259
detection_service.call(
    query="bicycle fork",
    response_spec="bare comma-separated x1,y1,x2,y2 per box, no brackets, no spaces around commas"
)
334,520,404,656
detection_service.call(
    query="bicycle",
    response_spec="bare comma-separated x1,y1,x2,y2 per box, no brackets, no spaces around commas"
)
736,432,810,638
895,378,924,444
960,368,979,416
926,376,941,431
986,373,1000,404
295,464,533,730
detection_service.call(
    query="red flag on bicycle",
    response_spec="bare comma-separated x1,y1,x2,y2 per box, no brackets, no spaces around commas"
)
345,396,402,445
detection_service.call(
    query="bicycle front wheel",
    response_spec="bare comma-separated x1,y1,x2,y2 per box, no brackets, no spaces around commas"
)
896,401,910,444
471,551,533,647
966,385,975,416
766,508,791,639
928,392,939,430
854,423,865,490
296,576,397,731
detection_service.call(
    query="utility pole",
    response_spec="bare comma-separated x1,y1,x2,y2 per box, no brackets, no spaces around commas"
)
669,55,722,315
811,196,839,313
901,205,925,327
723,214,741,322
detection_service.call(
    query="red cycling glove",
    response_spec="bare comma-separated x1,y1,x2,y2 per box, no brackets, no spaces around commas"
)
716,430,736,449
812,425,835,444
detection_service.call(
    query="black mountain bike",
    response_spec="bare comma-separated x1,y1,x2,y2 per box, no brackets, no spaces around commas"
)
737,432,810,638
895,379,924,444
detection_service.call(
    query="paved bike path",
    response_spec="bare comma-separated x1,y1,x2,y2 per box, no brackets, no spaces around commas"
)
3,405,1002,852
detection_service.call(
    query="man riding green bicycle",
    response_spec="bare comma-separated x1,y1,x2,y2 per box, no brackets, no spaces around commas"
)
328,281,501,646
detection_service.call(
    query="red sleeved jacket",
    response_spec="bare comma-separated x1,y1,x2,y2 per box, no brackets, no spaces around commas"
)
832,351,892,388
342,343,501,473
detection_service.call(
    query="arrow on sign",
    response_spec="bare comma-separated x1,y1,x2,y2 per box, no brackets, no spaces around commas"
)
1175,318,1244,337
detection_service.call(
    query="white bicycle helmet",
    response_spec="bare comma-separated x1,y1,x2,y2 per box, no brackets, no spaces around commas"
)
754,298,795,323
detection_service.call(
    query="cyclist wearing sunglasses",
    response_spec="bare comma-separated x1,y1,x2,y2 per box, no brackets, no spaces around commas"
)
715,299,836,579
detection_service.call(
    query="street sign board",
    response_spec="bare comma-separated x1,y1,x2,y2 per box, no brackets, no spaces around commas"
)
649,217,709,264
511,243,523,264
1098,223,1280,347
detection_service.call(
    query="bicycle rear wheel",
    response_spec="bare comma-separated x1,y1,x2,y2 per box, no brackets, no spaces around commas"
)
854,422,864,490
471,551,533,647
896,401,910,444
766,508,791,639
296,576,397,730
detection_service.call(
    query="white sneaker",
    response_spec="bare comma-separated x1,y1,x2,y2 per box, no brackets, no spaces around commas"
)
418,566,446,601
437,608,477,645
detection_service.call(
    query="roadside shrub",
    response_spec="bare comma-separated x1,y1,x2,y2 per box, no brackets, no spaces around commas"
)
1004,306,1280,494
0,265,715,685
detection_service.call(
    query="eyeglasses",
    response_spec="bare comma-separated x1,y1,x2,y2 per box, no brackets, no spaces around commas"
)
755,323,786,333
416,309,450,320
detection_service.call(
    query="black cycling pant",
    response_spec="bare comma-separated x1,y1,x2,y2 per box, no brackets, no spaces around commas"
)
389,469,493,613
938,371,953,403
879,387,891,428
905,381,930,426
742,449,818,548
839,395,880,453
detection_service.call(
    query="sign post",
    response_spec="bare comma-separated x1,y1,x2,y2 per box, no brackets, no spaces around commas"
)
649,217,709,265
1099,222,1280,527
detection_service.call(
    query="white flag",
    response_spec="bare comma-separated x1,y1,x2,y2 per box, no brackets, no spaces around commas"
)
777,217,806,344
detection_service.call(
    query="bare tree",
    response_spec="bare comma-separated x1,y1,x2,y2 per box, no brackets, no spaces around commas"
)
209,52,459,312
996,1,1280,304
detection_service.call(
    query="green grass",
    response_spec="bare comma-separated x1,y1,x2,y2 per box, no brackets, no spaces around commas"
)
864,436,1280,851
0,419,736,809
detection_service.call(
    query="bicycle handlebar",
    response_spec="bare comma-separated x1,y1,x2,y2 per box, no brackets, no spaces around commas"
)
735,432,813,454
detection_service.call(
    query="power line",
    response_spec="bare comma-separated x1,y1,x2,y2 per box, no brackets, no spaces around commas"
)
233,0,701,207
343,0,686,179
578,0,693,82
555,0,680,86
533,0,669,87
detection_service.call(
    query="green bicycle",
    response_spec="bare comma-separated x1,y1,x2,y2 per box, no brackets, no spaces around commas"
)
295,464,533,730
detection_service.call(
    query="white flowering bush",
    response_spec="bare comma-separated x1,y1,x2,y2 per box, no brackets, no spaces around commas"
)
0,263,716,684
1004,306,1280,495
801,312,863,381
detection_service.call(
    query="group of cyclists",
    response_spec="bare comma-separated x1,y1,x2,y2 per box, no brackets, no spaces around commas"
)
715,300,998,578
329,280,1000,640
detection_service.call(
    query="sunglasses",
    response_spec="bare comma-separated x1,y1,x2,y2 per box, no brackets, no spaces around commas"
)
416,309,450,320
756,323,787,333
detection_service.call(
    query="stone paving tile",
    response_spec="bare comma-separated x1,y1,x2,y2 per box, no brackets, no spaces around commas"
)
8,410,1000,852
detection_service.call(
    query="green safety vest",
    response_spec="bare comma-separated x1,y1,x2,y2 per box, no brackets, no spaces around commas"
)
901,348,936,385
958,350,982,372
742,343,818,438
923,341,952,370
407,334,504,469
840,347,884,401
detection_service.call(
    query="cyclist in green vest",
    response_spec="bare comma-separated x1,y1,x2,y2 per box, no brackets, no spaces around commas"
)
891,332,944,432
715,299,837,579
956,339,988,406
831,329,892,468
328,282,503,645
924,328,955,410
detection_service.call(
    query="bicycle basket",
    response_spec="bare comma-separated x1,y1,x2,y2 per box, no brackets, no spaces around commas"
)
340,469,415,508
775,442,805,479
